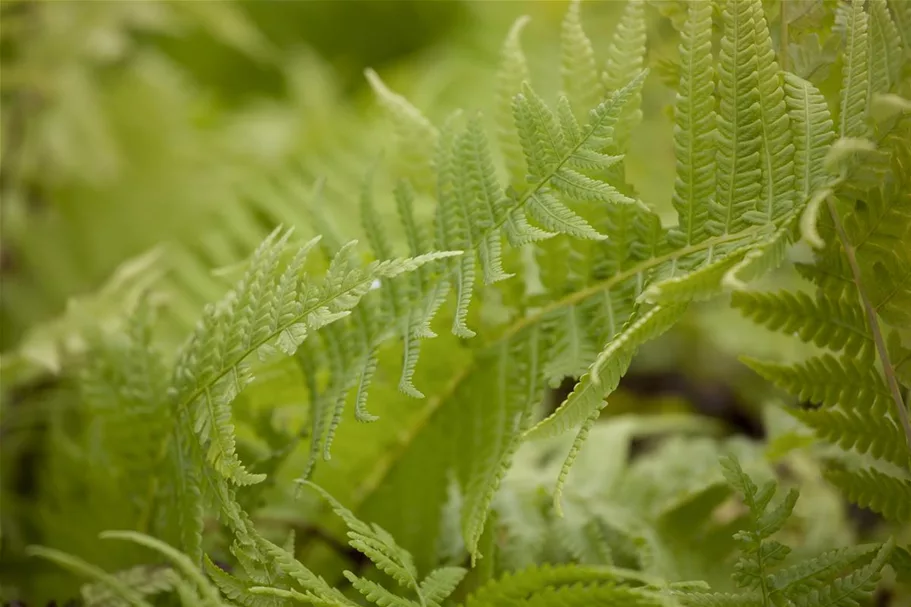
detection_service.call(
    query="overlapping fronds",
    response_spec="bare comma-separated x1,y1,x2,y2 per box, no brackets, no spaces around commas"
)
523,0,809,511
732,0,911,527
171,226,458,486
12,0,911,604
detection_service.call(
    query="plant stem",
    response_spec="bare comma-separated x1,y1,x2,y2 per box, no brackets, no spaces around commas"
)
825,196,911,454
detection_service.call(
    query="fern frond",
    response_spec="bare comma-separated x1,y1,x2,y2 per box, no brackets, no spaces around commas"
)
82,565,176,607
458,327,545,558
720,455,796,595
710,0,761,236
768,543,881,596
343,573,418,607
26,546,156,607
543,306,598,387
458,115,515,286
839,0,870,138
868,0,903,100
741,354,892,414
668,0,715,248
730,290,874,361
172,228,457,484
419,567,468,607
783,73,835,204
560,0,602,119
301,481,420,592
824,466,911,523
786,539,894,607
204,556,263,607
797,406,909,468
528,303,687,512
751,0,795,225
496,15,532,188
675,592,762,607
429,71,647,339
365,68,438,191
528,303,685,440
252,534,350,605
100,531,222,606
602,0,647,150
462,563,656,607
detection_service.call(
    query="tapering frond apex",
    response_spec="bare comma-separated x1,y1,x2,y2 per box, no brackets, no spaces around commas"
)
497,15,533,187
560,0,602,118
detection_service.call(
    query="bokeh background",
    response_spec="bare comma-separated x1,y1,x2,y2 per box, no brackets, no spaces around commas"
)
0,0,686,368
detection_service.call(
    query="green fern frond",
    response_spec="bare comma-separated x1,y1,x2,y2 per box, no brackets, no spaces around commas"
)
172,227,457,484
81,565,175,607
301,481,420,592
462,563,658,607
204,556,264,607
528,303,687,512
839,0,870,138
25,546,157,607
365,68,438,191
751,0,795,225
602,0,647,151
710,0,761,236
796,406,909,467
768,543,882,596
458,328,545,558
868,0,904,100
100,531,223,606
419,567,468,607
343,573,418,607
786,539,894,607
668,0,715,249
825,466,911,523
742,354,892,413
560,0,602,119
784,73,835,206
496,15,532,188
731,290,874,361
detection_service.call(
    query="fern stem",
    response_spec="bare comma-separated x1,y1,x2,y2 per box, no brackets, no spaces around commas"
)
825,196,911,454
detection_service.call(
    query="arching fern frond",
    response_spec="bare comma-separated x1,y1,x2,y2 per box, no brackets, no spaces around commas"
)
171,225,458,485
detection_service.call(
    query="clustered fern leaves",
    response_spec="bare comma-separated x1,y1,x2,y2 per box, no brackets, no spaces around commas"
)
3,0,911,605
733,0,911,527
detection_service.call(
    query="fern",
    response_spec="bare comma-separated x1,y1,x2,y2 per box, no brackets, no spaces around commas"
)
732,0,911,531
675,455,896,607
6,0,911,605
